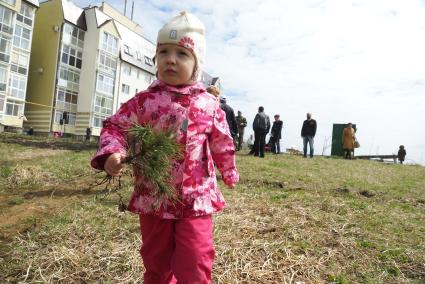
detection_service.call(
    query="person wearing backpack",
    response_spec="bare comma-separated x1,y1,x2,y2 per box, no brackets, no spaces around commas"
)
253,106,270,158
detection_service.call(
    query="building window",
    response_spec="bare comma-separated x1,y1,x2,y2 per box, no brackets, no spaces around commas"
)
144,56,153,66
16,3,34,27
55,87,78,113
0,0,16,6
122,65,131,76
121,83,129,94
0,94,4,113
10,52,28,75
96,73,114,95
58,66,80,92
62,23,84,48
0,6,13,35
61,44,82,69
5,99,23,117
93,114,107,128
54,110,76,125
136,51,141,61
102,32,118,55
0,65,7,91
13,25,30,50
54,110,62,124
144,73,154,84
8,74,26,99
98,51,117,74
0,34,11,63
94,94,113,115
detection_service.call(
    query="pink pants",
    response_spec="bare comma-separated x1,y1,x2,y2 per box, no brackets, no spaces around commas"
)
139,214,214,284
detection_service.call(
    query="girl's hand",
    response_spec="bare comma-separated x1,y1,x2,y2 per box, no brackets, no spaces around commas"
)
105,153,124,176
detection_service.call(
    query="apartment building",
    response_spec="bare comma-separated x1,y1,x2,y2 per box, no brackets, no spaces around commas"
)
98,3,155,111
24,0,155,137
0,0,39,131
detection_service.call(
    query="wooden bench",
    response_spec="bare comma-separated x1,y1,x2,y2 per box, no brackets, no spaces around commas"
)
356,155,398,163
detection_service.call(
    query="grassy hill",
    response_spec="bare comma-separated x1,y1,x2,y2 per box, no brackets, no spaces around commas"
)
0,133,424,283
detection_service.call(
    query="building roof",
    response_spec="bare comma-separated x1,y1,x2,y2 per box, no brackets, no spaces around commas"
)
94,8,110,27
93,7,155,74
62,0,86,30
24,0,40,7
115,21,155,74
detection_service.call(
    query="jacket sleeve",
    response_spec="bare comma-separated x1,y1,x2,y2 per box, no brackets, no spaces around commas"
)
301,121,305,137
209,104,239,187
90,97,140,170
230,109,238,135
253,114,258,131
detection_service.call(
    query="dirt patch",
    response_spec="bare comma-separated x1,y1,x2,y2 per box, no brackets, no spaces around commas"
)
0,198,75,236
335,187,350,194
239,177,287,189
0,176,106,237
359,190,376,198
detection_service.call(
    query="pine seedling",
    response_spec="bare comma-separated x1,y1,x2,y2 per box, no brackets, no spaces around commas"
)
123,124,183,209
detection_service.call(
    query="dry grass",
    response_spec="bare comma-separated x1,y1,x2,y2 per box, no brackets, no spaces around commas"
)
1,135,424,283
5,204,142,283
5,165,55,187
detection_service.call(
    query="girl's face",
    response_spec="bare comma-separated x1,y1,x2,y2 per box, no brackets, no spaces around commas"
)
156,44,196,86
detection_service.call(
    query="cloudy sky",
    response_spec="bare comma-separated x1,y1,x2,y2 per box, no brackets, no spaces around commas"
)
74,0,425,164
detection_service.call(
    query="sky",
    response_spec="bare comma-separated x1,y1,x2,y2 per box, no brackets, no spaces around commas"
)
74,0,425,165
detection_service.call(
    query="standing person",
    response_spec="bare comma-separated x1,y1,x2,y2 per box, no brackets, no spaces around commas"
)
91,11,239,284
85,127,91,141
270,114,283,154
397,145,406,164
236,111,247,151
220,96,238,148
342,122,355,159
301,112,317,158
253,106,270,158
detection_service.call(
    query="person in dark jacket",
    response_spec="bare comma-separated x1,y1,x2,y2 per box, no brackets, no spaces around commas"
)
236,111,247,151
270,114,283,154
397,145,406,164
85,127,92,141
301,112,317,158
253,106,270,158
220,96,238,147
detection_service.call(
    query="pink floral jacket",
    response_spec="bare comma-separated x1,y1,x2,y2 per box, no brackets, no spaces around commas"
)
91,80,239,219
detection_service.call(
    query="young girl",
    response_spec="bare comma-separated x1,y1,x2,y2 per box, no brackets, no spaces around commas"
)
91,11,239,284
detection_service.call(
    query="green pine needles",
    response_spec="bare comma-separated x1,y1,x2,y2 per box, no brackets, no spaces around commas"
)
123,124,183,209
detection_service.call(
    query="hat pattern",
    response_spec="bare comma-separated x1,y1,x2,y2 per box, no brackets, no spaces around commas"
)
179,36,195,51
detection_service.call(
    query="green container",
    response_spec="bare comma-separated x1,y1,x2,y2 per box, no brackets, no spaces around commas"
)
331,123,356,156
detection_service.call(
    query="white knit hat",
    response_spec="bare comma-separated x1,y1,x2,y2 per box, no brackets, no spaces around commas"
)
157,11,206,80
